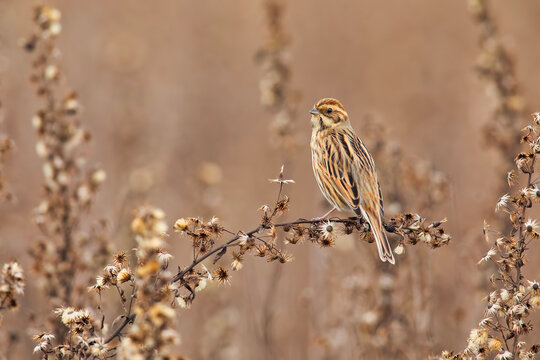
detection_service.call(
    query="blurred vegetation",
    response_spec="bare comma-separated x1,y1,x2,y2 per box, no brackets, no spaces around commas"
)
0,1,539,359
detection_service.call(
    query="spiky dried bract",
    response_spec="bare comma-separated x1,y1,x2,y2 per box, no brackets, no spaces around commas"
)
436,114,540,359
214,267,230,284
25,4,110,341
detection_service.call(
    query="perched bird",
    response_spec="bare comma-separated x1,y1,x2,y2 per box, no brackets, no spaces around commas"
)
310,98,395,264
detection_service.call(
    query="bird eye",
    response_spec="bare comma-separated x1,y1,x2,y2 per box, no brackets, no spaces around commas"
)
327,108,333,114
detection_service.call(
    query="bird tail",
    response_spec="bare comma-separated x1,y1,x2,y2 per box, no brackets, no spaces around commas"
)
355,207,395,264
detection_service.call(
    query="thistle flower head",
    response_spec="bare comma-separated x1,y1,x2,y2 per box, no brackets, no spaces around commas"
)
495,194,511,211
524,218,538,234
319,221,336,239
214,266,230,284
173,218,189,232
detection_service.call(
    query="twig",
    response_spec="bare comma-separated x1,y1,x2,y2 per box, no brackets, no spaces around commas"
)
172,214,448,284
104,314,136,344
511,153,536,353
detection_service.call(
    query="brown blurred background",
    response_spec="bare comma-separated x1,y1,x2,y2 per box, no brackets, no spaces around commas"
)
1,0,540,359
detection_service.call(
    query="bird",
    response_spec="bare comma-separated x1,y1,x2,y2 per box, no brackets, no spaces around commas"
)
310,98,395,264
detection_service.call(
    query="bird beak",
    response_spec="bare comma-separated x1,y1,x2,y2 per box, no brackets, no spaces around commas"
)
309,107,320,115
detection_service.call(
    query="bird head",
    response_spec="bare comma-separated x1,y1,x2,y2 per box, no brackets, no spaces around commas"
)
310,98,350,131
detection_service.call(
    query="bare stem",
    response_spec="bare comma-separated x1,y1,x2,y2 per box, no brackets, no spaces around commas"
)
511,155,536,353
171,215,445,284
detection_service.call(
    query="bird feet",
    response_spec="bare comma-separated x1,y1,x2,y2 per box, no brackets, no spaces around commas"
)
312,207,337,221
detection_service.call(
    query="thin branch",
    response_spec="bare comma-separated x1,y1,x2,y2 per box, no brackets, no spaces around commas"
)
172,214,448,284
104,314,136,344
512,154,536,353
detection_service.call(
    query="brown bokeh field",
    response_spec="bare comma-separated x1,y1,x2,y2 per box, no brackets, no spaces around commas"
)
1,1,540,359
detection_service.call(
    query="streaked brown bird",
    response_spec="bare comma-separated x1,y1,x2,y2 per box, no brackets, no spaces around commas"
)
310,98,395,264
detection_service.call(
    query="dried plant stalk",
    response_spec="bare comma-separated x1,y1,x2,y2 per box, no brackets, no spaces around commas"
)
92,166,450,352
33,206,178,359
256,0,299,154
256,2,298,350
0,80,14,201
469,0,528,163
116,206,180,359
436,113,540,360
24,5,109,340
171,166,450,300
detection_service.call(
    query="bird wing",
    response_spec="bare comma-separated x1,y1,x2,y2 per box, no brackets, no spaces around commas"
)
323,129,395,264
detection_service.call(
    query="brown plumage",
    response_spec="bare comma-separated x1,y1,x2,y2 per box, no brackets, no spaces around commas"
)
310,98,395,264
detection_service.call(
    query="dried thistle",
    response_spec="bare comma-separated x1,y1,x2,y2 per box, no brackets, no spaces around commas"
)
436,113,540,359
32,307,111,359
24,5,110,340
116,205,180,359
171,166,450,298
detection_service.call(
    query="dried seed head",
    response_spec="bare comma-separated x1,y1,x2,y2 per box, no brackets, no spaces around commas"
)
214,266,230,284
319,221,336,240
238,232,250,245
515,152,535,174
495,194,511,211
530,295,540,309
231,259,243,271
174,218,189,233
55,307,91,326
524,219,538,234
206,216,223,236
157,251,173,268
533,112,540,125
319,236,335,248
468,328,488,348
497,350,513,360
176,296,190,309
507,170,517,187
117,268,132,284
113,252,129,267
527,280,539,292
394,244,405,255
194,278,207,292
